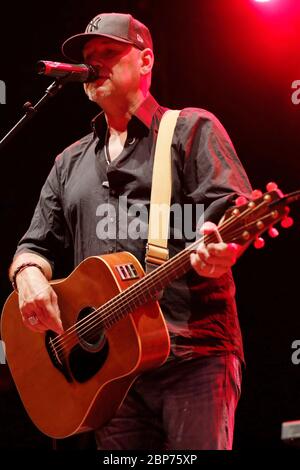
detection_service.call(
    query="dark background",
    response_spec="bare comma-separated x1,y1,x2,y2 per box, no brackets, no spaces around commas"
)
0,0,300,449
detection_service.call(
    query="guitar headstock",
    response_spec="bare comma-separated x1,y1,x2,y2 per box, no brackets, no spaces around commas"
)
221,182,296,248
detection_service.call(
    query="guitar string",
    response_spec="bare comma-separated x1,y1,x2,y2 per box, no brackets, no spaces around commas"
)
50,198,274,355
51,217,275,359
50,200,273,355
49,235,205,353
49,200,252,347
50,198,272,353
62,206,281,352
63,198,271,341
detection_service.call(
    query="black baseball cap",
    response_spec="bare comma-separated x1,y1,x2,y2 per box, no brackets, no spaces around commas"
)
62,12,153,62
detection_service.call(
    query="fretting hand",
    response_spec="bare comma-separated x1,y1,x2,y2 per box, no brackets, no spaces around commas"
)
190,221,240,278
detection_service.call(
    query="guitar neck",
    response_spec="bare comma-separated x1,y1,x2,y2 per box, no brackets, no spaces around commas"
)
99,188,300,330
102,236,207,329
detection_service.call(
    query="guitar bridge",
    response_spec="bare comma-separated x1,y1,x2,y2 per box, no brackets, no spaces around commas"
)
115,263,139,280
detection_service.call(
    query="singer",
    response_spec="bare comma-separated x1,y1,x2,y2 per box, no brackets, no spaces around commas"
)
9,12,252,450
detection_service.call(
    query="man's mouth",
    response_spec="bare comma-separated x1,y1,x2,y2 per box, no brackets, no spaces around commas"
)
95,75,109,83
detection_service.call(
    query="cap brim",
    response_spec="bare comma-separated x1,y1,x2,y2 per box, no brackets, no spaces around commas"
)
62,33,134,63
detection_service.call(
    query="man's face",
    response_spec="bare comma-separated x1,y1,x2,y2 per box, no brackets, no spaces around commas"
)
83,37,142,106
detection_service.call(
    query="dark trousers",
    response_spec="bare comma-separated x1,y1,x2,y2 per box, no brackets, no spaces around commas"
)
95,353,242,450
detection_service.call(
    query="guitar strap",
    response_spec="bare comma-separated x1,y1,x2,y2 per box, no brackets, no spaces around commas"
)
145,109,181,274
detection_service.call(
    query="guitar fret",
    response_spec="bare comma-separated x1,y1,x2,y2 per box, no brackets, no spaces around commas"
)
4,188,299,439
93,191,286,332
99,253,193,330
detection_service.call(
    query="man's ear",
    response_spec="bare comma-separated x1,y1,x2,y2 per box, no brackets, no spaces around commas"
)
140,48,154,75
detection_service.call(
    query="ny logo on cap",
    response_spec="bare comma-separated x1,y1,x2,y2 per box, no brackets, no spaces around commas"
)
86,15,102,33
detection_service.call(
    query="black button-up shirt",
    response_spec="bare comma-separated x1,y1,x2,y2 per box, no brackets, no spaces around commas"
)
16,94,252,362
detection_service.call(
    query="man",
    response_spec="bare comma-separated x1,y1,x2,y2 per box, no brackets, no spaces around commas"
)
9,13,252,449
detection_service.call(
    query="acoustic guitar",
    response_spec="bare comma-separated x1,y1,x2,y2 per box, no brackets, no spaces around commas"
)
1,184,299,438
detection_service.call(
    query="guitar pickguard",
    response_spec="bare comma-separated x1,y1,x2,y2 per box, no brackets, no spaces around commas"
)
46,306,109,384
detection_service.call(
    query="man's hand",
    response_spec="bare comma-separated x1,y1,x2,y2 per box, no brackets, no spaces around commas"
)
16,267,63,335
190,221,241,278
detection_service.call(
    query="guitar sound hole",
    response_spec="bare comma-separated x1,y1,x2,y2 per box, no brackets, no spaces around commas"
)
68,306,109,383
77,306,106,352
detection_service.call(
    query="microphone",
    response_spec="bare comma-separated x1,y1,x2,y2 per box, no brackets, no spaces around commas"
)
36,60,99,82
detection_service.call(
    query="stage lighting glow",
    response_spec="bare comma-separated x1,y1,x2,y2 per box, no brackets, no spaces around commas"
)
254,0,272,3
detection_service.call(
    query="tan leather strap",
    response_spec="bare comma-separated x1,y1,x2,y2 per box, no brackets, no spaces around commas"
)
146,110,181,267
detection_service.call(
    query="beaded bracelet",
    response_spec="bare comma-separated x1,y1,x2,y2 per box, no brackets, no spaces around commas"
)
11,262,45,292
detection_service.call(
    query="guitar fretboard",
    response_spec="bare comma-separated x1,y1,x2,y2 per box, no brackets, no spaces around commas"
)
101,245,196,329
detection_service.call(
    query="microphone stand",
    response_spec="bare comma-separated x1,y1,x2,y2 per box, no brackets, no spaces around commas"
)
0,75,73,151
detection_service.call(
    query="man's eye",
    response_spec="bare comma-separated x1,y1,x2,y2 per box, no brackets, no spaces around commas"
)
84,47,122,62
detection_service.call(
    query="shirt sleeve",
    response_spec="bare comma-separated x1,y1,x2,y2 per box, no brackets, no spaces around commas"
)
178,108,252,225
14,159,73,275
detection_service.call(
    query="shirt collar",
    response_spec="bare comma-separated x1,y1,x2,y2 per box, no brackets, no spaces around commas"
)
91,93,160,139
134,93,160,129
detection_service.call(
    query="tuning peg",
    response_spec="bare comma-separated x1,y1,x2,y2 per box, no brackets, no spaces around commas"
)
254,237,265,249
235,196,248,206
281,216,294,229
251,189,263,200
268,227,279,238
266,182,278,191
266,181,284,197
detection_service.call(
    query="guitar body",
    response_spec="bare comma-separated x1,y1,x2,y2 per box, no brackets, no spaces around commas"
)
2,186,296,439
1,252,170,439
